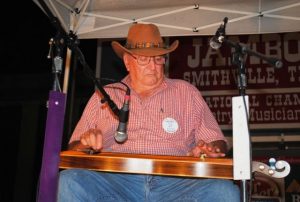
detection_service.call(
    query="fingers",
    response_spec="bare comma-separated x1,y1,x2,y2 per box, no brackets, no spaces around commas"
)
206,142,223,154
80,129,102,151
186,141,226,158
187,145,201,157
95,132,103,150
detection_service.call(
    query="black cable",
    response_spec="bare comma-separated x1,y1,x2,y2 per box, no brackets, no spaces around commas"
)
98,78,131,106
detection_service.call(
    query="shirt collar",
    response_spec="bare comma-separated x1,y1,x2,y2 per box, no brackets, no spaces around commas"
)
122,75,168,97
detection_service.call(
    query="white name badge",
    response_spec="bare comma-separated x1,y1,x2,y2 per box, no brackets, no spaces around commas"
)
162,117,179,133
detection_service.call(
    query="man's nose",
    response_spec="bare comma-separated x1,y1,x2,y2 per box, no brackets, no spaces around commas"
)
148,57,158,69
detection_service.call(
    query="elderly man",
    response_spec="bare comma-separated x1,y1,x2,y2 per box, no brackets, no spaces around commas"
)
58,23,240,202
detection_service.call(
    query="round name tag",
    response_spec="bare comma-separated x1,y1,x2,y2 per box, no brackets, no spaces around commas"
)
162,117,179,133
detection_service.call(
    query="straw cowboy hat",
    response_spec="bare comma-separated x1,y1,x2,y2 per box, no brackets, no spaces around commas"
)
111,23,179,58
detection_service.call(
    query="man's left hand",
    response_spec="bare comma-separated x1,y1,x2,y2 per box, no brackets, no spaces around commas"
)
187,140,227,158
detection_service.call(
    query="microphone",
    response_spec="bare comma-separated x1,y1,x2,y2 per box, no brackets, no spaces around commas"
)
209,36,224,50
209,17,228,50
114,94,130,143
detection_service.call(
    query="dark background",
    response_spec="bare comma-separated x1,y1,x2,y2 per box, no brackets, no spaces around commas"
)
1,2,299,202
1,2,129,201
0,1,100,201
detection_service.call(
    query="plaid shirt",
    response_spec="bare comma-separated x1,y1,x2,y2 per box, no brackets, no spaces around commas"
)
70,76,226,156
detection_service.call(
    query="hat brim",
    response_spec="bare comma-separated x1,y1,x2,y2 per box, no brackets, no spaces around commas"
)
112,40,179,58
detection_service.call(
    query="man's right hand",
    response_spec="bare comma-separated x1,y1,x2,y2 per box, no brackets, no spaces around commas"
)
80,128,103,151
68,128,103,153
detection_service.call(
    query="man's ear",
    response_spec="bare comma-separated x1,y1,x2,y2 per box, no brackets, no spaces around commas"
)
123,53,130,72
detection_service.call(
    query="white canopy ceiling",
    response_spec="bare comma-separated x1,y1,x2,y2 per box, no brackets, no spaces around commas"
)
34,0,300,39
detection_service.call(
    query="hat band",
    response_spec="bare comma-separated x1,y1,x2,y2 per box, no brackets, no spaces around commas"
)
125,42,166,49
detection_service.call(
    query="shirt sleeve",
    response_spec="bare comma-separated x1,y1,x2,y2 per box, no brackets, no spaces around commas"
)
191,85,227,144
69,92,102,143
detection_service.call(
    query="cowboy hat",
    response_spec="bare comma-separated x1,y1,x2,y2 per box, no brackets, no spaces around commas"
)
111,23,179,58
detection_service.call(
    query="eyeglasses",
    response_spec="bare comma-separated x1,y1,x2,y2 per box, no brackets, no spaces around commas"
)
132,55,166,66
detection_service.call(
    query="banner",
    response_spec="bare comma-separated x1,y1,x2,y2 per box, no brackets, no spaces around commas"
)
169,33,300,130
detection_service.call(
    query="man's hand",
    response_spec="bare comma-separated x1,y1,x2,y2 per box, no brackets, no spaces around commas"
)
68,129,103,153
187,140,227,158
80,128,103,151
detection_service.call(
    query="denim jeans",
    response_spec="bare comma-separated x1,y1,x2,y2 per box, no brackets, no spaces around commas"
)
58,169,240,202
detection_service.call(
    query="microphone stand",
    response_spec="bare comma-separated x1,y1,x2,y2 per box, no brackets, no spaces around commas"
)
37,0,120,116
36,1,121,202
211,18,252,200
227,39,252,202
220,37,282,202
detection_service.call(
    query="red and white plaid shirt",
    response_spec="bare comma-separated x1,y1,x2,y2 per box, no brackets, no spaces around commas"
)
70,76,226,156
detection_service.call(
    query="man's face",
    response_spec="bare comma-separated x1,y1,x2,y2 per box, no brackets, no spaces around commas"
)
124,53,165,89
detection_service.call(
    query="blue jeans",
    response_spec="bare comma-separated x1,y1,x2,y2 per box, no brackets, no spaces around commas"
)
58,169,240,202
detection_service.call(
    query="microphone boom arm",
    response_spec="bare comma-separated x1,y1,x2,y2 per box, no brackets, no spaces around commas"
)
222,38,283,69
